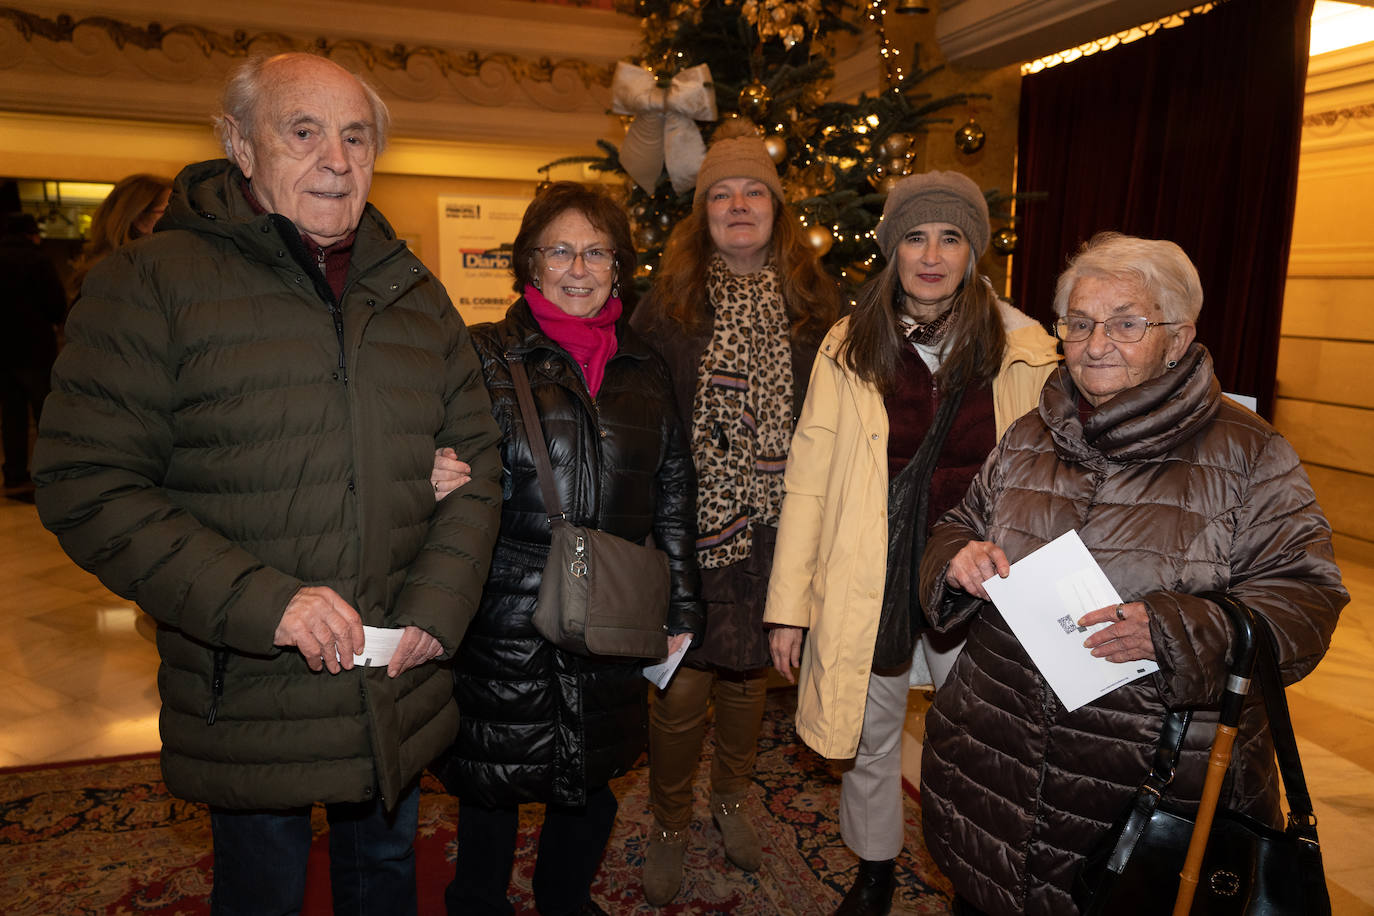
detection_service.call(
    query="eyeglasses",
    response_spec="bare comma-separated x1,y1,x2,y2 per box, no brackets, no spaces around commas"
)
1054,315,1179,343
534,246,616,272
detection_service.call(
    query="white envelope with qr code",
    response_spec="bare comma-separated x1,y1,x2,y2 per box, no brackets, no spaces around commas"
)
980,529,1159,712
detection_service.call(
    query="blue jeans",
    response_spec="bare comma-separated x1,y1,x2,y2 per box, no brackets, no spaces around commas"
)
209,783,420,916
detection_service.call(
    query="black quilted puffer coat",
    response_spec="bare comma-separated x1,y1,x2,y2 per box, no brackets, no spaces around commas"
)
436,299,704,808
917,344,1347,916
34,160,503,811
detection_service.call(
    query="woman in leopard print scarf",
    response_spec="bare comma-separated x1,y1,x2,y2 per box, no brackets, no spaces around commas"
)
629,132,841,906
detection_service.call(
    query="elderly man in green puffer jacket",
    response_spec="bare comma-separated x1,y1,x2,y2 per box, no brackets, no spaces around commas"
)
33,52,502,915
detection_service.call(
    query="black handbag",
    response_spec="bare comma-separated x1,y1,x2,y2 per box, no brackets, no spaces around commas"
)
507,353,670,659
1075,593,1331,915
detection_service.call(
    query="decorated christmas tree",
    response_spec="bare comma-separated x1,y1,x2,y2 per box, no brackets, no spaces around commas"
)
550,0,1020,297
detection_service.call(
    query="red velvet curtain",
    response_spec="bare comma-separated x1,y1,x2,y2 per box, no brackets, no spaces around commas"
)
1011,0,1314,418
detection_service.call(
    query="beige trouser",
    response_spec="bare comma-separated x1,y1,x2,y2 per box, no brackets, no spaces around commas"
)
838,665,911,861
839,630,965,861
648,665,768,831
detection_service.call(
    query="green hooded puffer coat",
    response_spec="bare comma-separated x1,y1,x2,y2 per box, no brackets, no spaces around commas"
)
35,159,503,810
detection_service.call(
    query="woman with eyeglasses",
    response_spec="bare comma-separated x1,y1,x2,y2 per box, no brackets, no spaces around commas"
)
916,232,1347,915
763,170,1060,915
433,181,703,916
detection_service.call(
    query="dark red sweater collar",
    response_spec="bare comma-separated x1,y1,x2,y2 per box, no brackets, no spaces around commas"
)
240,177,355,300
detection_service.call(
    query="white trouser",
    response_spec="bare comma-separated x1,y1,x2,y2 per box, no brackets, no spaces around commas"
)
838,631,965,861
838,664,910,860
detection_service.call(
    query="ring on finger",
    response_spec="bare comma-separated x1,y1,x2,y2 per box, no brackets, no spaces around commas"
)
1115,604,1126,621
432,480,440,493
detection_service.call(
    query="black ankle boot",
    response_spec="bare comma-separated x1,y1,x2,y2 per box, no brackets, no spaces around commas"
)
834,857,895,916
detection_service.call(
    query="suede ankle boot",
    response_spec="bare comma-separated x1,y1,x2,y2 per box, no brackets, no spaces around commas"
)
834,857,895,916
642,821,688,906
710,790,763,872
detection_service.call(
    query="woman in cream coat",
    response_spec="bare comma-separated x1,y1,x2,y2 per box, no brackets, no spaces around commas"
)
764,171,1059,916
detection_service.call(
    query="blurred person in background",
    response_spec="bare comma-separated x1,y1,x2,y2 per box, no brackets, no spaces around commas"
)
69,173,172,297
0,212,66,488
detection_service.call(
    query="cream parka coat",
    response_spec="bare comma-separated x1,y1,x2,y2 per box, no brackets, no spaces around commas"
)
762,303,1059,759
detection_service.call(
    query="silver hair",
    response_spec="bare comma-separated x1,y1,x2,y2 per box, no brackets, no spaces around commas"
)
1053,231,1203,325
213,53,391,158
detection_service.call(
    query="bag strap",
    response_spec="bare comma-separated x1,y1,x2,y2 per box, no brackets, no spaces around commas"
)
1105,707,1192,874
506,352,566,524
1251,612,1320,841
1202,592,1318,839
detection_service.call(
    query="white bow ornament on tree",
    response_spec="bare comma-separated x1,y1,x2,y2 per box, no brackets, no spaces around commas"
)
611,61,718,194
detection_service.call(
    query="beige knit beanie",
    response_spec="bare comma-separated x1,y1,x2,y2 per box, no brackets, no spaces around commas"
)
692,136,786,212
875,170,990,262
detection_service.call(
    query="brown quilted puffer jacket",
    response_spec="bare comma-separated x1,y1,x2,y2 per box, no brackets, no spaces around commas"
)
916,343,1347,916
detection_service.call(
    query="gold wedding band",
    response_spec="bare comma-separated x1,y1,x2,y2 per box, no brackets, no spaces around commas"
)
1115,604,1126,621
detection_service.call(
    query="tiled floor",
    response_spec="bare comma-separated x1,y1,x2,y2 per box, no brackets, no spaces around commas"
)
2,492,1371,913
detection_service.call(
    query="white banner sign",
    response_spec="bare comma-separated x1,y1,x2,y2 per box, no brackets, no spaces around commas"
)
437,195,530,326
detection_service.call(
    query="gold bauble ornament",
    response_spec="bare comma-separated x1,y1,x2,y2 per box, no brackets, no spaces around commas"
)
955,118,986,155
636,223,664,248
763,134,788,164
991,226,1018,254
739,82,772,119
887,157,911,177
878,132,913,159
878,174,903,195
866,159,887,190
804,224,834,256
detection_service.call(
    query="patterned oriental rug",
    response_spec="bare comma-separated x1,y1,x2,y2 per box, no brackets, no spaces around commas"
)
0,691,954,915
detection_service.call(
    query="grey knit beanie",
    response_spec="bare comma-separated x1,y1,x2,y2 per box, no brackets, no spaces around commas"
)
692,136,786,212
875,170,990,262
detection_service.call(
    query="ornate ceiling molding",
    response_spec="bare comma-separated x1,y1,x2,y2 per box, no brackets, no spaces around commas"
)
0,5,630,152
0,6,614,102
1305,103,1374,127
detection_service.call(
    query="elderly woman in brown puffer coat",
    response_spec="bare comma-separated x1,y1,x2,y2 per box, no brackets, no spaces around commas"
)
917,232,1347,916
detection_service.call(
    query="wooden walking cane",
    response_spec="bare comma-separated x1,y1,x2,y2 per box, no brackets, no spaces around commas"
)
1172,595,1258,915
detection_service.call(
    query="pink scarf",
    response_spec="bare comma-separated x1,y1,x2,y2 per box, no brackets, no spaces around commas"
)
524,284,621,398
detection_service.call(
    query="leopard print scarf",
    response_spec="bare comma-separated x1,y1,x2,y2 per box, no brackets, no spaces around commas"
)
691,255,794,569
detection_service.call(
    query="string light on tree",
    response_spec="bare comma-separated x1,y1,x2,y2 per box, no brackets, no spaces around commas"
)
868,0,905,87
